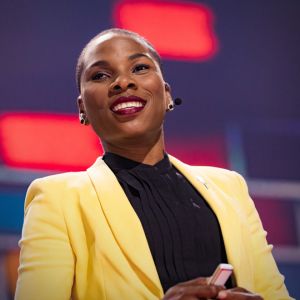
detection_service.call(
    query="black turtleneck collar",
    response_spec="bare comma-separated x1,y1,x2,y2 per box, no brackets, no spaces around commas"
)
103,152,172,174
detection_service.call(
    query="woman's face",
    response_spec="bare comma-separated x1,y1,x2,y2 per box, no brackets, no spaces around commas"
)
78,34,172,147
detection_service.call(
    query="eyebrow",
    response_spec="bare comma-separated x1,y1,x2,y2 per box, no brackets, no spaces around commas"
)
87,60,110,70
128,53,153,61
87,53,153,71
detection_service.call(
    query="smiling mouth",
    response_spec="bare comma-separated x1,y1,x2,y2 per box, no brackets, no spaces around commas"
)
110,96,147,115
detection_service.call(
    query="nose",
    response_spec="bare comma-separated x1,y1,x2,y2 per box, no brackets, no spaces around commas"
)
109,74,137,95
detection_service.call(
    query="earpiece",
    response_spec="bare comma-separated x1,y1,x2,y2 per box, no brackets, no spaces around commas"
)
166,98,183,112
79,113,89,125
167,102,174,111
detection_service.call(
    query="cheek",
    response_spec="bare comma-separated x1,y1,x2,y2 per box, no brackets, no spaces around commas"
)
82,84,108,110
143,77,166,102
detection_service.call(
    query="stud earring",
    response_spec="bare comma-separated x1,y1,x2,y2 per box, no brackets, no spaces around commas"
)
79,113,89,125
167,102,174,112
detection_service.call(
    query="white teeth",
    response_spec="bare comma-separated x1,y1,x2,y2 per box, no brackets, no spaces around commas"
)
112,101,144,112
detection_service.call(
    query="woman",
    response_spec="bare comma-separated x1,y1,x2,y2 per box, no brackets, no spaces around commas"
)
15,29,292,300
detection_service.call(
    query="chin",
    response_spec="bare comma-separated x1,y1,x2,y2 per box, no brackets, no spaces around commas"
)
112,126,162,144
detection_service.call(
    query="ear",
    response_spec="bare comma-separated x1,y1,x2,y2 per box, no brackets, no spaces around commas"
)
164,82,173,108
77,95,85,114
164,82,171,92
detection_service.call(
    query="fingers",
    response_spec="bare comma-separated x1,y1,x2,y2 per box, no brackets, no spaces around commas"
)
164,283,225,300
175,277,209,287
217,288,263,300
162,279,263,300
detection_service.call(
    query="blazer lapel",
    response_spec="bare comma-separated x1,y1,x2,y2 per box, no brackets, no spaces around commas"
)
87,157,163,297
86,155,251,292
169,155,248,284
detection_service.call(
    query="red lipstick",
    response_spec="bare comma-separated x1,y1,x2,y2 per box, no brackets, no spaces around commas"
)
110,96,146,115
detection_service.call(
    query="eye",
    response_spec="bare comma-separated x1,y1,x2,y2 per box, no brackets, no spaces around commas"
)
91,72,109,81
133,64,150,73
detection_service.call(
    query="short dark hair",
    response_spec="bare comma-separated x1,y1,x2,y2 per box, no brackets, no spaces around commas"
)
75,28,162,93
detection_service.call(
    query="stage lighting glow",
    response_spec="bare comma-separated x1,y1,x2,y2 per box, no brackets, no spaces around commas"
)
167,136,228,168
114,0,218,60
0,113,103,171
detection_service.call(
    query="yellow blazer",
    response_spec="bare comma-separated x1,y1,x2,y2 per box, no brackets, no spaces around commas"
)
15,155,292,300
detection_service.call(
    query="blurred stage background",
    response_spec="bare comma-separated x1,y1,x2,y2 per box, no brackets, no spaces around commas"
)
0,0,299,298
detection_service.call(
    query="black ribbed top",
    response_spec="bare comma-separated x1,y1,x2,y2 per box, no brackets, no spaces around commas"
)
103,152,230,292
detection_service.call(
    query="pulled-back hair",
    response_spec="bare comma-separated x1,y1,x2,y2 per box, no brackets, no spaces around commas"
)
75,28,162,93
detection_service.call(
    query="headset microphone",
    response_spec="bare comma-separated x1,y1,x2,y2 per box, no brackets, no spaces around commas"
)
167,98,183,112
174,98,183,106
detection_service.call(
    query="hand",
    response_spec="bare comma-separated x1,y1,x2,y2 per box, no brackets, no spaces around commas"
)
163,277,225,300
217,287,263,299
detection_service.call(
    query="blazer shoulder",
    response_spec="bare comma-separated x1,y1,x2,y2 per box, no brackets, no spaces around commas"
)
30,170,89,190
193,165,238,177
190,165,247,195
169,154,243,188
25,171,91,210
191,165,240,182
169,155,245,195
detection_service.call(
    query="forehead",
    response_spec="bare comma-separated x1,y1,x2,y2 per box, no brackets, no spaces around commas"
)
83,33,153,66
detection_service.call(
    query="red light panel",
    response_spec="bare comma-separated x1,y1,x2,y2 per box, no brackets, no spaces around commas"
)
254,198,297,246
0,113,226,171
0,113,103,171
114,0,218,60
167,135,228,168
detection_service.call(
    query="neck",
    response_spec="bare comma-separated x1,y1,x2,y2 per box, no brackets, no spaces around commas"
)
102,132,165,165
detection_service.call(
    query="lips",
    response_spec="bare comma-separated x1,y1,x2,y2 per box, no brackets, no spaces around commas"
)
110,96,147,115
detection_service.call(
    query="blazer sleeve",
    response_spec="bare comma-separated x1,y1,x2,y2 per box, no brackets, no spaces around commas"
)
15,178,75,300
234,172,294,300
